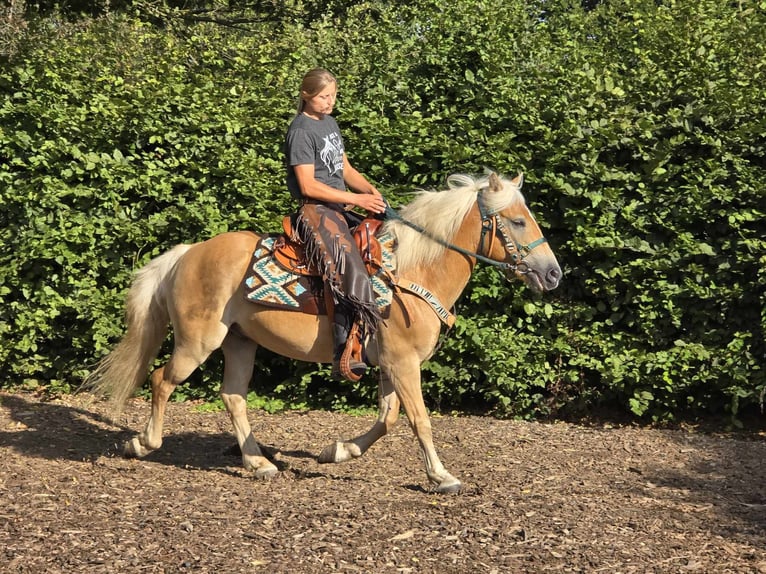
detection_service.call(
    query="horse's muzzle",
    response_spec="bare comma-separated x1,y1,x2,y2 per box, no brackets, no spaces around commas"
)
513,263,561,292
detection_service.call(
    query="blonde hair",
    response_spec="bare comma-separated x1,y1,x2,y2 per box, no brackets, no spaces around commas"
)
296,68,337,114
384,174,524,273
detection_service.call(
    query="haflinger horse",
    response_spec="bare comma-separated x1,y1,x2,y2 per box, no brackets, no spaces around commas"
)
87,172,561,493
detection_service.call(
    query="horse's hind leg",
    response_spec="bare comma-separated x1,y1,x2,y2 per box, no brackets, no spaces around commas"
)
318,370,401,463
123,349,208,458
219,332,278,479
124,326,227,459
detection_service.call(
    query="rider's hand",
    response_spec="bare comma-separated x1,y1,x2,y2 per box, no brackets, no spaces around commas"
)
353,192,387,215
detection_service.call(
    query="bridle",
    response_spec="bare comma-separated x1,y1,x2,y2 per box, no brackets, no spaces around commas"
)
384,190,548,277
476,192,549,275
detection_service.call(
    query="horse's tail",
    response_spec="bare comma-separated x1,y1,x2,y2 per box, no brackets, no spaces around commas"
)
85,244,193,415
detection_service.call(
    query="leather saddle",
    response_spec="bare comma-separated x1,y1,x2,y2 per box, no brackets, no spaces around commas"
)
272,213,385,278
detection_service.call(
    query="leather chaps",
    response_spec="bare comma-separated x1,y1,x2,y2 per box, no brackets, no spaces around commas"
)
295,202,382,378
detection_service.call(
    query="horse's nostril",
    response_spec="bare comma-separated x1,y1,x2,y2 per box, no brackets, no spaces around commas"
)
547,266,562,287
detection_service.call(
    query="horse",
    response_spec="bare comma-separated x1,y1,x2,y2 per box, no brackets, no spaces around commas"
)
87,172,562,493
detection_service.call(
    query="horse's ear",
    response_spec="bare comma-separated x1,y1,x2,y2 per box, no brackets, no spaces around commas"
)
511,172,524,188
488,172,502,193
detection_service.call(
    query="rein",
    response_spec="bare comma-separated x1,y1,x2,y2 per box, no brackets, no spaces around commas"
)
384,192,548,274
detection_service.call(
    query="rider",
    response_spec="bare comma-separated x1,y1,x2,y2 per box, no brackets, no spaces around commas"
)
284,68,386,381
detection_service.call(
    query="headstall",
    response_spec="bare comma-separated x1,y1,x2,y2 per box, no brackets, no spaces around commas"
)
385,190,548,276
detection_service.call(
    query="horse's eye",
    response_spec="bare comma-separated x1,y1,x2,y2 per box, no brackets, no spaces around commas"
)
510,218,526,228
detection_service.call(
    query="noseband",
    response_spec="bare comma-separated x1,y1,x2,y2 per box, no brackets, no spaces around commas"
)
384,190,548,276
477,192,549,275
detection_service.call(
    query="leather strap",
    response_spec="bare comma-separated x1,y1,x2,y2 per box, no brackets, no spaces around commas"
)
392,279,456,327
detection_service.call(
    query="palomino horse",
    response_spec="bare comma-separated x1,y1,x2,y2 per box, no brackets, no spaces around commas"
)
88,172,561,493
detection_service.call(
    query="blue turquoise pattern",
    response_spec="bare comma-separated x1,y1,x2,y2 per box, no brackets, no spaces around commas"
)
244,234,394,312
244,237,307,308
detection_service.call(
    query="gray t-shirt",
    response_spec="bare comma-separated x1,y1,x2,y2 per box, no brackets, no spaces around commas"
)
285,114,346,199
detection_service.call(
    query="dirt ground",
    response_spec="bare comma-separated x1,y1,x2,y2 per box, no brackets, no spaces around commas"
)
1,391,765,574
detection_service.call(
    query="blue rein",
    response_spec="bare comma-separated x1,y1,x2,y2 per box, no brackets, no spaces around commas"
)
383,193,548,274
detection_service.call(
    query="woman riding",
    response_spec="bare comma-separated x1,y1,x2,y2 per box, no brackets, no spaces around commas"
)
284,68,386,381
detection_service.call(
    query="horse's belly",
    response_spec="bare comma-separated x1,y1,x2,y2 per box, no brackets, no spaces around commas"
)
242,307,334,363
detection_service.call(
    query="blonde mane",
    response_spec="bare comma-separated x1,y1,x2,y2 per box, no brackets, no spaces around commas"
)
383,173,524,273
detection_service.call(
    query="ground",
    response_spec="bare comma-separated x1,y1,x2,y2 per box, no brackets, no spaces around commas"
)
1,391,765,574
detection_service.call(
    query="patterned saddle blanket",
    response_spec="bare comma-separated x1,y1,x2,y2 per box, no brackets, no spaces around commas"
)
243,230,396,317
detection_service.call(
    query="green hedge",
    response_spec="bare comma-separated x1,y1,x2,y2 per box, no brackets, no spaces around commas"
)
1,0,764,422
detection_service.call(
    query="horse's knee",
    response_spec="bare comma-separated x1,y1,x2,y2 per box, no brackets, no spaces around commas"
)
378,389,400,429
149,366,166,390
220,392,247,416
382,408,400,431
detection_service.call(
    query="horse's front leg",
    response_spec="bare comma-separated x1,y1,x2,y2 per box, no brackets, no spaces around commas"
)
388,356,462,493
318,371,401,463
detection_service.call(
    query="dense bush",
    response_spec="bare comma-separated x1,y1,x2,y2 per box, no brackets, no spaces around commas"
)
1,0,763,422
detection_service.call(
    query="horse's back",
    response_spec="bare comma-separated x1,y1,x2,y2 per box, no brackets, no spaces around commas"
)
171,230,263,313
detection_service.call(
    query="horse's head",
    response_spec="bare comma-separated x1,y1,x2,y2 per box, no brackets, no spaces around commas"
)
478,172,562,292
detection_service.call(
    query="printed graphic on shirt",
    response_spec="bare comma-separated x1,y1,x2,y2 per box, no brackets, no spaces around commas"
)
320,132,344,176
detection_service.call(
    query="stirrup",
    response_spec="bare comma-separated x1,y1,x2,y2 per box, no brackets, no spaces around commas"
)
331,358,367,382
332,323,367,382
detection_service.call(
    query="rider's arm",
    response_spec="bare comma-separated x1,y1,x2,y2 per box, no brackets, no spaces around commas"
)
294,163,385,214
343,155,381,197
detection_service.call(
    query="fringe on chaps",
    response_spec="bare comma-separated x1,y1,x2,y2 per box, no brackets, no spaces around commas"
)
295,203,382,340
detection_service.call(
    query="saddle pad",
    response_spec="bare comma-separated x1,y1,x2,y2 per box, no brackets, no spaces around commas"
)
244,234,395,316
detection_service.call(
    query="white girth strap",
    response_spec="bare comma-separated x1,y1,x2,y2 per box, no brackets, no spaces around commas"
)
391,278,456,328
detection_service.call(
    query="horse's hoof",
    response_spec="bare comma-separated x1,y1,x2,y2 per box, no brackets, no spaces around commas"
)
254,465,279,480
123,437,152,458
317,442,340,464
435,476,462,494
318,441,361,464
243,454,278,479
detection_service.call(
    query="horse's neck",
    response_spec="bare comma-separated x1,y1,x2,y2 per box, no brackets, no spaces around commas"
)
401,208,481,309
407,254,473,310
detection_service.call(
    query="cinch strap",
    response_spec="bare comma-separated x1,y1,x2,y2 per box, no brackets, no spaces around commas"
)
394,279,456,327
